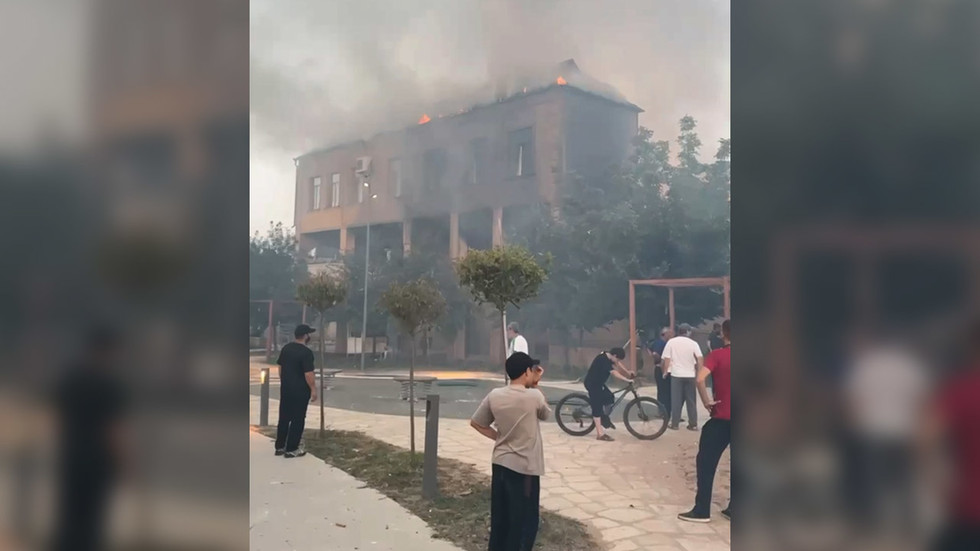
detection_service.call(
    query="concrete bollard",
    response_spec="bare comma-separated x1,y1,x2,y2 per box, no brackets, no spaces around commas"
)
259,366,270,426
422,394,440,500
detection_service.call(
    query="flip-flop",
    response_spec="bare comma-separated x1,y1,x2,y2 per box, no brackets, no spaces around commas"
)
596,434,615,441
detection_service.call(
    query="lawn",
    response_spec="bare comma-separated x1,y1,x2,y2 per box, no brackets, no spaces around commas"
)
254,426,603,551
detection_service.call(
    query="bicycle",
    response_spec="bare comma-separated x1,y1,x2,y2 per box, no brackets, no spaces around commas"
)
555,381,669,440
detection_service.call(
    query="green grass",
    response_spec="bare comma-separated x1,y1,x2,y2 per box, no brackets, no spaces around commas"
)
254,426,603,551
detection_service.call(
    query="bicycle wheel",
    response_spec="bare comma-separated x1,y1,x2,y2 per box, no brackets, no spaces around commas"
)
555,393,596,436
623,397,669,440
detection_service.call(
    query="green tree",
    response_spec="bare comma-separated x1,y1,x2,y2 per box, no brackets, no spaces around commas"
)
455,245,549,371
379,278,447,455
250,222,309,332
297,270,349,433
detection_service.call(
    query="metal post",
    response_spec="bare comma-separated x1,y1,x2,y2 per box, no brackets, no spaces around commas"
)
259,366,270,426
422,394,440,499
361,220,370,372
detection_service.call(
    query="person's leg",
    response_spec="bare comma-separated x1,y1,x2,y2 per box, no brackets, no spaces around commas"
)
488,464,508,551
520,474,541,551
671,377,683,428
274,396,291,451
285,399,309,452
685,379,698,428
500,467,527,551
658,370,672,416
693,418,731,515
587,386,607,438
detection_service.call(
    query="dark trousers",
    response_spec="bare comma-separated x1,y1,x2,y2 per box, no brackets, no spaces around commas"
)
693,418,731,515
934,523,980,551
275,393,309,452
489,464,540,551
671,377,698,428
655,365,671,414
53,466,113,551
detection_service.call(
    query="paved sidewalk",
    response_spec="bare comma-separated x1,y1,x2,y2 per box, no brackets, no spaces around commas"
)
250,430,464,551
252,395,730,551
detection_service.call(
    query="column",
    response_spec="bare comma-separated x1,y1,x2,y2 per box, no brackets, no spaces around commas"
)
339,226,349,254
450,212,461,260
492,207,504,247
402,219,412,255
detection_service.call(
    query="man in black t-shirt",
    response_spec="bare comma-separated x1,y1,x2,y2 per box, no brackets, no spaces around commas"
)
584,347,634,441
274,324,318,458
708,323,724,353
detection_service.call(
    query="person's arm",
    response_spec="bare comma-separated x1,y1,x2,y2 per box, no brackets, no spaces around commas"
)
613,360,634,378
610,368,633,383
535,389,551,421
470,419,499,440
304,352,318,402
470,395,498,441
662,341,673,375
696,364,717,408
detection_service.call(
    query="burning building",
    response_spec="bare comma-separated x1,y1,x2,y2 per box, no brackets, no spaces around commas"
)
294,59,642,362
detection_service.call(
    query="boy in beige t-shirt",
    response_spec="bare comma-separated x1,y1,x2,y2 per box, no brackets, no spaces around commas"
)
471,352,550,551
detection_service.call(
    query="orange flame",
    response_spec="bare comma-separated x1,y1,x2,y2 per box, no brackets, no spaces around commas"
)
418,114,431,124
556,76,567,86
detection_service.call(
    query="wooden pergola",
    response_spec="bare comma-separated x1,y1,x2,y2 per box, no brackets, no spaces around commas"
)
628,277,730,370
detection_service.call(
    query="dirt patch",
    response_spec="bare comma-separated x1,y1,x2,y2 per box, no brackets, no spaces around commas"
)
254,426,603,551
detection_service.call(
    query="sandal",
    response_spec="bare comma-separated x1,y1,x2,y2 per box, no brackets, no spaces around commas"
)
596,434,615,441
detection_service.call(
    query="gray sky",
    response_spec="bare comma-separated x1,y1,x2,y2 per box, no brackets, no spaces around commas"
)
250,0,730,234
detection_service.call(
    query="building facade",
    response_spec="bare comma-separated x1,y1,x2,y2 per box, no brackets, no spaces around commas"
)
294,60,641,361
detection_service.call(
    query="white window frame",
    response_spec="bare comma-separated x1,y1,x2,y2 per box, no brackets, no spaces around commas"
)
517,144,525,177
312,176,322,209
330,173,341,207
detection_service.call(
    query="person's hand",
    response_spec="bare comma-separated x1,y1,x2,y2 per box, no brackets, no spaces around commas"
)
310,392,318,404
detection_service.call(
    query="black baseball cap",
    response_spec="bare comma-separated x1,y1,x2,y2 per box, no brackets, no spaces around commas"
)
505,352,540,379
294,324,316,338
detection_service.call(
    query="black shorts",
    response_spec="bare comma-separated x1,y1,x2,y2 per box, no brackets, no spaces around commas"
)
585,384,614,418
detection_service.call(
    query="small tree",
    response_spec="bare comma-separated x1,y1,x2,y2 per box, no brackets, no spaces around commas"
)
379,278,447,455
455,245,549,375
297,270,349,433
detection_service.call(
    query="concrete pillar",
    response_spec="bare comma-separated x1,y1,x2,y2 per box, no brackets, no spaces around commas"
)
402,219,412,255
450,212,461,259
492,207,504,247
339,226,349,254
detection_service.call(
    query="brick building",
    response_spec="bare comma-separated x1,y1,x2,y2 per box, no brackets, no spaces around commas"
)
294,59,641,362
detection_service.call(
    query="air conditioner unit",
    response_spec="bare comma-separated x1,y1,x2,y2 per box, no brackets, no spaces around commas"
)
355,156,372,175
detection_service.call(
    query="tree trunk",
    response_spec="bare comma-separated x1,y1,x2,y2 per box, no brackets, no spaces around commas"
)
409,337,416,456
500,310,508,384
319,315,326,433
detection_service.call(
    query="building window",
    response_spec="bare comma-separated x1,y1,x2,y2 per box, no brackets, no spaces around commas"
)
312,176,322,210
389,158,402,197
330,173,341,207
509,127,534,177
422,149,447,192
469,138,487,186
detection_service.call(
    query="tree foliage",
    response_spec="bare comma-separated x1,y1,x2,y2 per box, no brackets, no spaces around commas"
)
516,117,730,350
297,271,349,315
379,278,448,337
250,222,308,301
454,245,550,313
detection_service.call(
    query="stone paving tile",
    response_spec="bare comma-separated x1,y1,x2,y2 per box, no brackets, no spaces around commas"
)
251,395,730,550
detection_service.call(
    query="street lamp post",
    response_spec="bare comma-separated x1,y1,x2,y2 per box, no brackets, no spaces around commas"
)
360,180,374,372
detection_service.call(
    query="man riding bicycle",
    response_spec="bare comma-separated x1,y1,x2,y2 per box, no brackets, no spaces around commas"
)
584,347,635,441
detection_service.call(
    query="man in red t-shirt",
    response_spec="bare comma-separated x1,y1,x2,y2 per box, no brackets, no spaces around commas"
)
931,323,980,550
679,319,731,523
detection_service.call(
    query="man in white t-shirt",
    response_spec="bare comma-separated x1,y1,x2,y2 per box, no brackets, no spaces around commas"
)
506,322,529,358
662,323,704,431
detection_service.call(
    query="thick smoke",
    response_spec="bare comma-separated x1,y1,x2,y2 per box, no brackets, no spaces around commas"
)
250,0,729,231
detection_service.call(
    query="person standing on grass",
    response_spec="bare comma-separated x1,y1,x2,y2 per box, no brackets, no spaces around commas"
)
663,323,704,431
506,321,529,358
470,352,549,551
679,319,731,523
274,324,318,458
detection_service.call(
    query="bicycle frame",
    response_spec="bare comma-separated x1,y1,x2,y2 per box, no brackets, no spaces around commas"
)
606,382,641,414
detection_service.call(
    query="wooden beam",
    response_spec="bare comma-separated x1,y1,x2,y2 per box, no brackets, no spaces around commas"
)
628,282,637,371
630,278,727,288
668,288,676,333
723,276,731,319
